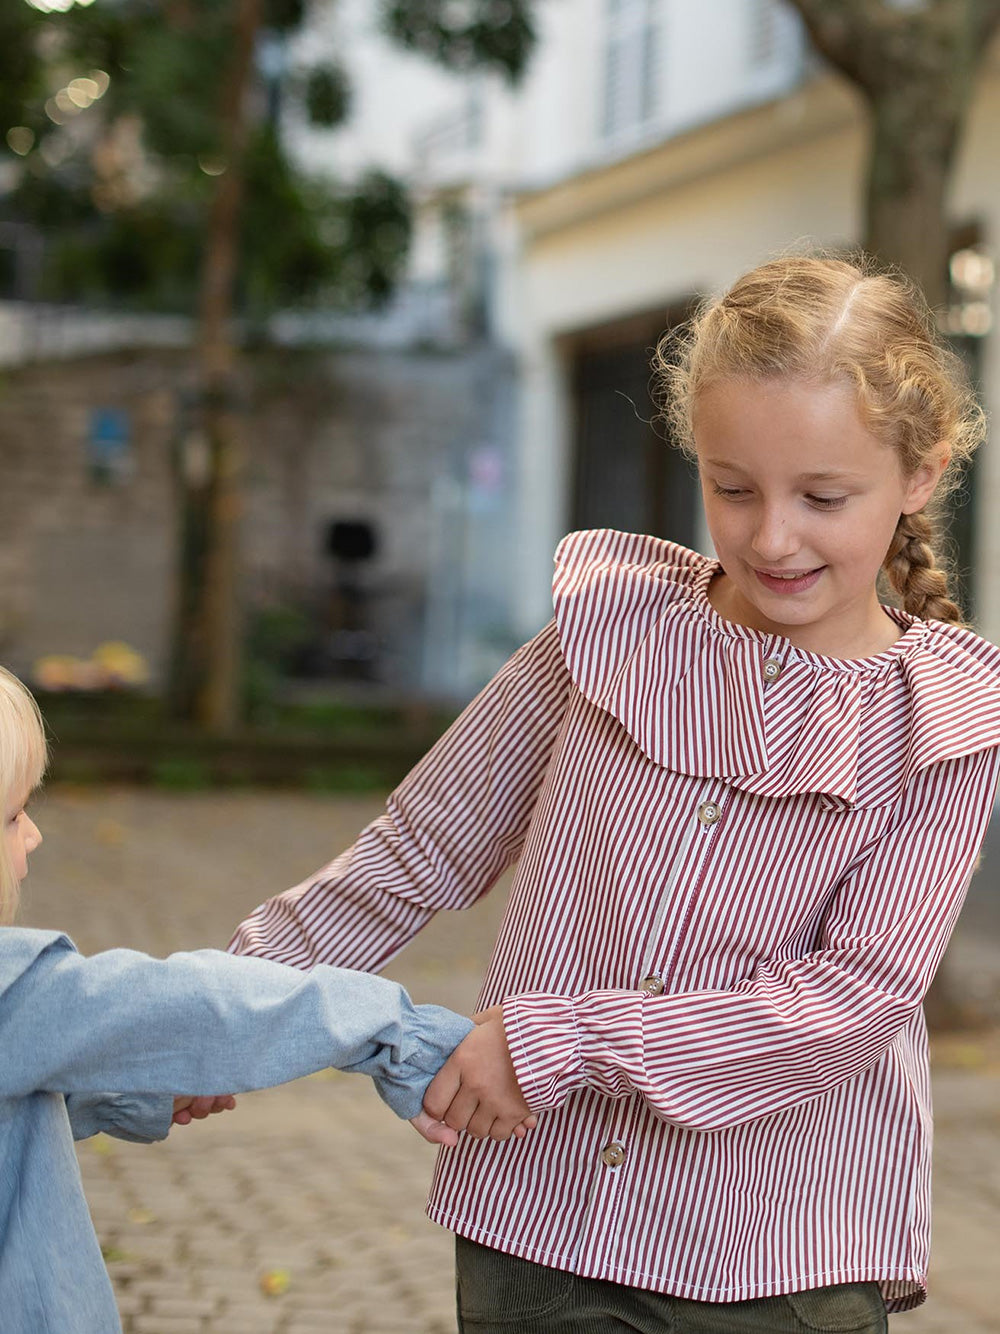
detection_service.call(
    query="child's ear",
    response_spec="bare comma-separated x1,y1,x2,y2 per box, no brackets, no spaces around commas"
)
901,448,950,515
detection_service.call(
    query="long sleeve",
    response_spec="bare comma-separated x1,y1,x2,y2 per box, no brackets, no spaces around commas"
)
504,746,1000,1132
229,621,572,972
65,1092,173,1143
0,934,472,1119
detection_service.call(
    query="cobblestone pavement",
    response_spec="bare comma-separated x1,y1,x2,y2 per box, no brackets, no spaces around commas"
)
19,787,1000,1334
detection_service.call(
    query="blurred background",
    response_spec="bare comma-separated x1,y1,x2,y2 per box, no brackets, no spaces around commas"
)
3,0,999,733
3,1,1000,1330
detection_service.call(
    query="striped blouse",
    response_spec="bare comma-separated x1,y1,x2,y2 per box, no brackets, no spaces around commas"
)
230,529,1000,1312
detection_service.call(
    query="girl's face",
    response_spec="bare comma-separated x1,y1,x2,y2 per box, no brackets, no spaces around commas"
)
693,377,945,658
5,790,42,886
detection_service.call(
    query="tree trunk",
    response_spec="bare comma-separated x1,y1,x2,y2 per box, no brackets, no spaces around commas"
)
863,97,956,308
785,0,1000,1032
169,0,261,731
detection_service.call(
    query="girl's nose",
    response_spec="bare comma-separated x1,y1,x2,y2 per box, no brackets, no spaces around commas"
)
24,816,42,852
751,508,798,561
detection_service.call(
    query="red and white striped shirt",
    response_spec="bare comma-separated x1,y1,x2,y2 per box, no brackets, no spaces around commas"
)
231,530,1000,1312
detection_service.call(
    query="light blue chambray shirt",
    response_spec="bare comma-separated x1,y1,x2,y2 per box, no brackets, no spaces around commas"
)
0,927,472,1333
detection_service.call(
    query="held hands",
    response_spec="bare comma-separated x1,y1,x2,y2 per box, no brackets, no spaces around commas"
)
422,1006,536,1143
169,1011,538,1145
171,1095,237,1126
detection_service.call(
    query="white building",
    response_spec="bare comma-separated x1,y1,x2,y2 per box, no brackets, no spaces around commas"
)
291,0,1000,670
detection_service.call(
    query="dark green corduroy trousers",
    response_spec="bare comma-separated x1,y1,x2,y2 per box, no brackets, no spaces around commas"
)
455,1238,888,1334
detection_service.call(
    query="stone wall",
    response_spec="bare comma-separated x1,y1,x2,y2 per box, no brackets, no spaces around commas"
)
0,341,517,696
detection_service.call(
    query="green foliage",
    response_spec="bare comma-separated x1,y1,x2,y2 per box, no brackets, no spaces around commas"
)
114,20,230,161
264,0,306,32
304,764,387,792
0,5,48,138
382,0,537,83
151,757,212,790
243,602,315,724
303,64,351,129
5,123,409,314
1,0,534,313
0,0,404,314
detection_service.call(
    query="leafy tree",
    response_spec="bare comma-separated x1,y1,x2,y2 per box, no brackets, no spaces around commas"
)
1,0,536,728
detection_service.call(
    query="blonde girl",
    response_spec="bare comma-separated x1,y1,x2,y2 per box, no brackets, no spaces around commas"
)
0,666,476,1333
232,255,1000,1333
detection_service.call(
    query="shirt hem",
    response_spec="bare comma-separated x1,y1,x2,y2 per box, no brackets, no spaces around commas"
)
426,1203,927,1313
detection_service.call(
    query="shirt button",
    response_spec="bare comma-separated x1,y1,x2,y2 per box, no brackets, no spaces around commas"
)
639,975,664,995
601,1142,626,1168
697,801,721,826
762,657,782,682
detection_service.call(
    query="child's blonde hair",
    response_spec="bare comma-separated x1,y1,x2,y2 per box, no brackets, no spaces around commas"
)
0,667,48,923
656,253,987,625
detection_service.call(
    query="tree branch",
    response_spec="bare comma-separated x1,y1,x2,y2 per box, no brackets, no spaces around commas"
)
971,0,1000,50
783,0,884,89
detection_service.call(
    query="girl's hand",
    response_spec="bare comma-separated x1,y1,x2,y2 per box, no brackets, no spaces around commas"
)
423,1006,536,1142
171,1094,237,1126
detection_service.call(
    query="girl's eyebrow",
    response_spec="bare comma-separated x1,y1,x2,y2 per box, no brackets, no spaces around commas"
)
797,469,860,482
703,459,860,483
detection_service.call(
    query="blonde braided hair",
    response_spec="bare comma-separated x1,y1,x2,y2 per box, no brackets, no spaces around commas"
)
655,253,986,625
884,511,964,625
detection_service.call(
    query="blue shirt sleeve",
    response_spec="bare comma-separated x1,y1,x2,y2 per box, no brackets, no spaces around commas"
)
0,929,472,1120
65,1092,174,1143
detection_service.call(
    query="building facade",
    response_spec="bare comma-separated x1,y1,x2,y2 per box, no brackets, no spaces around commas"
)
306,0,999,649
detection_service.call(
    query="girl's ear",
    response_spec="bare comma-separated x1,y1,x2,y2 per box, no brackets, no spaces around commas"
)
901,448,950,515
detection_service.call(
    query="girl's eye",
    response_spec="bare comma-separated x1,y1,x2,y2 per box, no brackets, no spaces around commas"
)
807,495,848,511
711,482,749,499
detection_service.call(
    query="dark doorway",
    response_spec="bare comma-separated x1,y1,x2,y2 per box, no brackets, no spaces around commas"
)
568,305,699,546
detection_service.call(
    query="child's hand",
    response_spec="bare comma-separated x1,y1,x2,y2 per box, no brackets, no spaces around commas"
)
423,1006,536,1142
409,1110,460,1146
171,1094,237,1126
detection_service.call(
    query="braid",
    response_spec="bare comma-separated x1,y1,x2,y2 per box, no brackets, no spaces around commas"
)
884,511,964,626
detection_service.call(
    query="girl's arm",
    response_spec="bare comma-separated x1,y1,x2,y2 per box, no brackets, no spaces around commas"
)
0,933,472,1119
429,745,1000,1134
228,622,572,972
65,1091,173,1143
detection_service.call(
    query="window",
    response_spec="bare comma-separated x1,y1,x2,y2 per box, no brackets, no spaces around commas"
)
601,0,665,140
747,0,780,67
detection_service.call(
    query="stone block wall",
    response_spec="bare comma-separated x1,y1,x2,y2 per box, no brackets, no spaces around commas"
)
0,341,517,696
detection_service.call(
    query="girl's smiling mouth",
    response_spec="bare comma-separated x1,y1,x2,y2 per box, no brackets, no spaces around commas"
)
753,566,826,595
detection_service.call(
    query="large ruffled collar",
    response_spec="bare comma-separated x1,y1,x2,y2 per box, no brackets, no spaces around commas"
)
553,530,1000,809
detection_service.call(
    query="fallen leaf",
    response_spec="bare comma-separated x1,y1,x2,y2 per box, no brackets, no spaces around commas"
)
260,1268,291,1297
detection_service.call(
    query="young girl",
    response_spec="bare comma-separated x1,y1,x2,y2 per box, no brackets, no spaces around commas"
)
0,665,484,1333
231,255,1000,1332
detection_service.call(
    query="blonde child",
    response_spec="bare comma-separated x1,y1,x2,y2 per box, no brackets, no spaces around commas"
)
232,255,1000,1332
0,666,484,1333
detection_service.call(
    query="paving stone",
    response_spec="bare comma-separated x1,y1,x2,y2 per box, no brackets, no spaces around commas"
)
132,1317,204,1334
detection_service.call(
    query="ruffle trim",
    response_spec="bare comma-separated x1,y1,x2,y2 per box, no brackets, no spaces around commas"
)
552,530,1000,808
